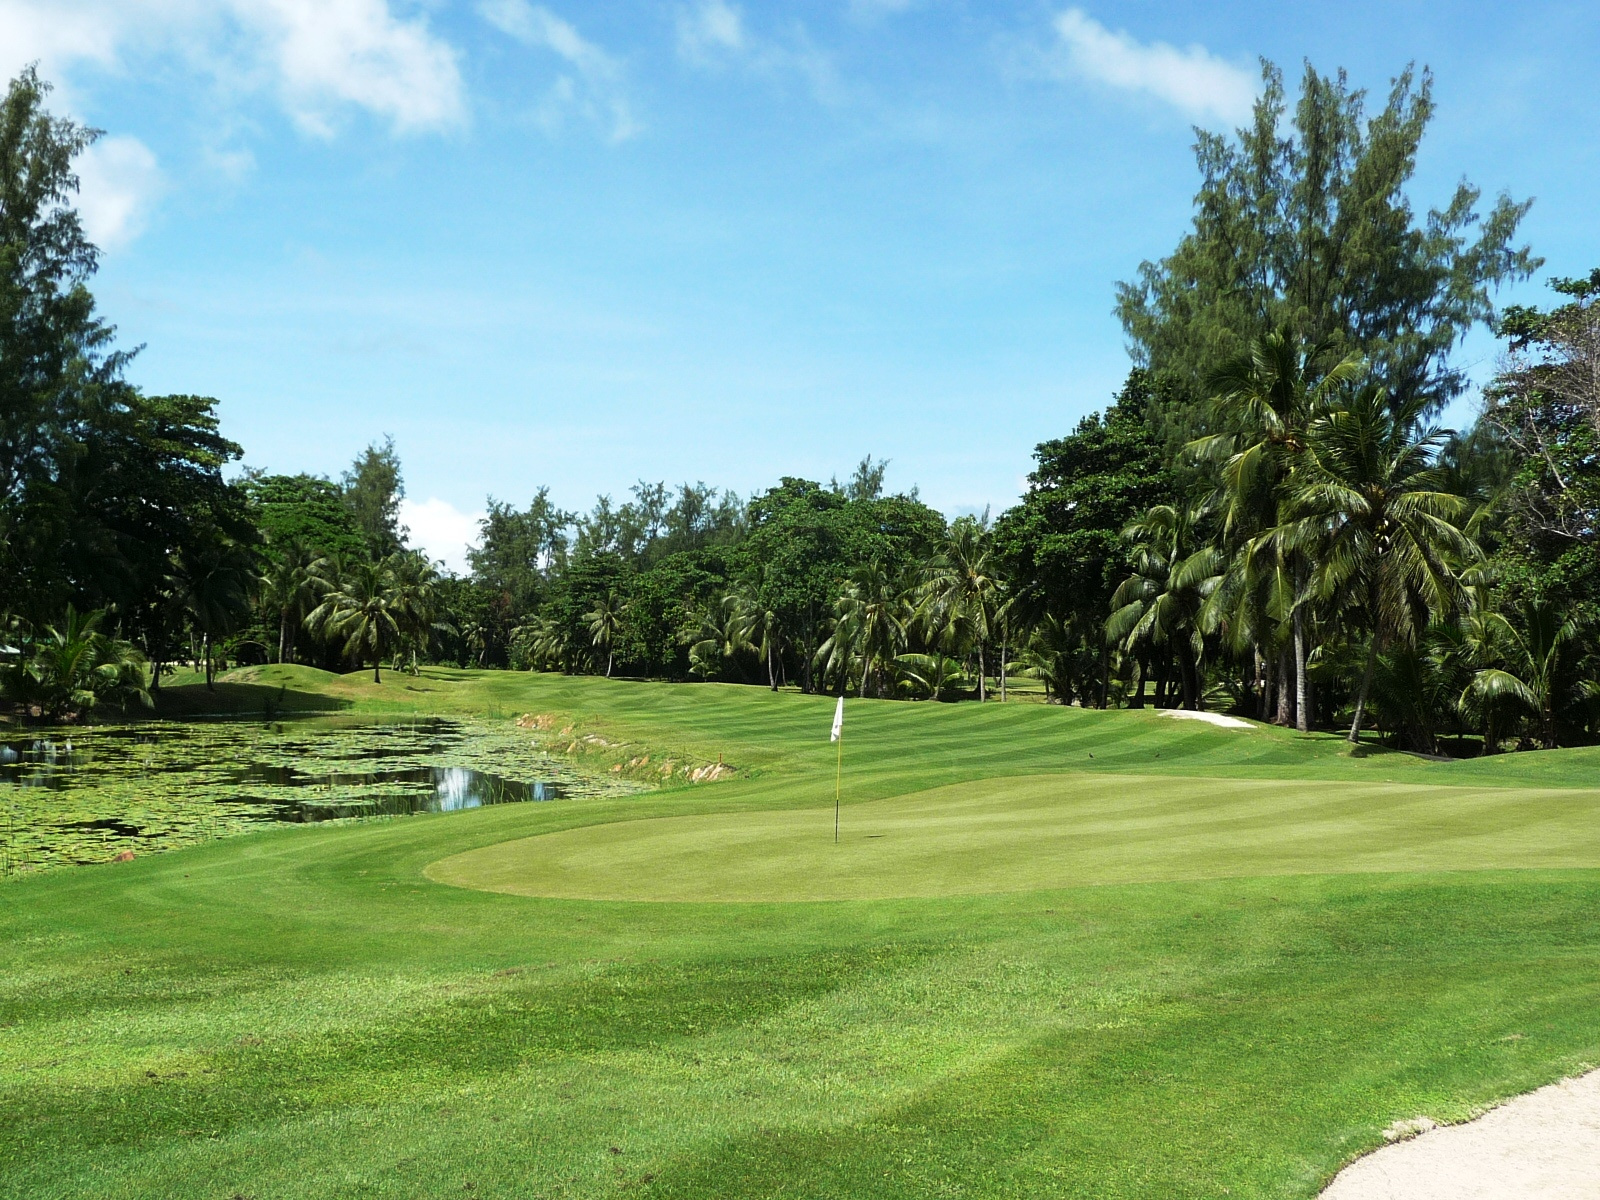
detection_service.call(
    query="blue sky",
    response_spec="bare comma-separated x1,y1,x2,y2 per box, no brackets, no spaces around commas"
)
6,0,1596,571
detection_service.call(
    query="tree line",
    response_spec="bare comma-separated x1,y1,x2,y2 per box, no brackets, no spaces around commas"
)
2,63,1597,755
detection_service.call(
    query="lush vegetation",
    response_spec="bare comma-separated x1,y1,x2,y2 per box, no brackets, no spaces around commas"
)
4,61,1598,762
5,668,1600,1198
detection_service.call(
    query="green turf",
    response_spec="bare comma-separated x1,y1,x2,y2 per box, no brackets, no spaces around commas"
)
5,669,1600,1199
430,773,1600,901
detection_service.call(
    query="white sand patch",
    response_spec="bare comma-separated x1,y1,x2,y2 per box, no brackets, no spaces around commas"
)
1320,1069,1600,1199
1155,709,1252,729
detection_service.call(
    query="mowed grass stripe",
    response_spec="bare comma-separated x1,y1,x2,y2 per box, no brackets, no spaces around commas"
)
428,773,1600,901
9,670,1600,1198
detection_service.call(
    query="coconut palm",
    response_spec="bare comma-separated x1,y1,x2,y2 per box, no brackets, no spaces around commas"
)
259,538,327,664
890,651,964,701
1106,504,1222,710
585,591,623,678
1270,389,1479,742
2,607,151,720
738,572,787,690
1195,329,1365,729
307,557,402,682
918,517,1004,701
387,552,444,671
822,562,909,698
1463,602,1588,750
689,593,756,679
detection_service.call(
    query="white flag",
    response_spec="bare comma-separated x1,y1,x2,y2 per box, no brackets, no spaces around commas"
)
830,695,844,743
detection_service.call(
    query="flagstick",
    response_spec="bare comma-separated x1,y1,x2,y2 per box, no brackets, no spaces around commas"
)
834,727,842,844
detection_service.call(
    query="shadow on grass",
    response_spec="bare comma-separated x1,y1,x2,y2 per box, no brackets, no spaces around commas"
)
149,681,351,721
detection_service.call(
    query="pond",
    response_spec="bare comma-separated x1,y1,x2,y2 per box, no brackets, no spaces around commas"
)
0,717,648,875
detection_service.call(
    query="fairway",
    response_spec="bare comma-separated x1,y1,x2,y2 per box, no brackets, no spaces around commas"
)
8,671,1600,1200
430,773,1600,901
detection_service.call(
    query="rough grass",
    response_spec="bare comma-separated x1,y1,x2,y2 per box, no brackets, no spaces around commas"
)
5,669,1600,1199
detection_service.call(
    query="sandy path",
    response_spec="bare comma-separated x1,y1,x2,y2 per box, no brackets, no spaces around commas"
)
1320,1070,1600,1199
1157,708,1253,729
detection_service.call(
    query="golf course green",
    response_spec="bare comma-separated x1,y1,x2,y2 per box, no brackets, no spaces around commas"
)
5,668,1600,1199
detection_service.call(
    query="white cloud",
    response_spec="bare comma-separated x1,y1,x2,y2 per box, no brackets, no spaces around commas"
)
1048,8,1256,124
400,497,482,576
675,0,745,62
75,134,163,249
0,0,119,77
0,0,465,136
479,0,639,141
238,0,466,136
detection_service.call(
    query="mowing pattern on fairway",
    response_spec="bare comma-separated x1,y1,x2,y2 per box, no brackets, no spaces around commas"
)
427,773,1600,901
11,672,1600,1200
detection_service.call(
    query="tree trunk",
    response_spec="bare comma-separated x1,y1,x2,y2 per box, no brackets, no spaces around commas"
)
204,632,214,690
767,645,777,690
1256,648,1270,721
860,654,871,700
977,644,986,702
1293,606,1309,733
1099,645,1109,709
606,650,614,678
1000,638,1008,702
1348,634,1381,743
1130,655,1146,708
1180,645,1198,710
1275,644,1293,726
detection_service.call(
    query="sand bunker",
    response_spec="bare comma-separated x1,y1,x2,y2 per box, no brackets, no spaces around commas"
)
1157,709,1253,729
1320,1069,1600,1199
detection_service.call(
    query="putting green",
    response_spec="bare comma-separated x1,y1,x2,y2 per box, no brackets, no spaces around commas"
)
426,772,1600,901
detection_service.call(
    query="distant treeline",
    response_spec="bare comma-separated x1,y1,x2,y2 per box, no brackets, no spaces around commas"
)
3,64,1598,755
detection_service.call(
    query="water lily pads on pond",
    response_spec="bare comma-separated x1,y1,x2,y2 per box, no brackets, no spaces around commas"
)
0,717,648,874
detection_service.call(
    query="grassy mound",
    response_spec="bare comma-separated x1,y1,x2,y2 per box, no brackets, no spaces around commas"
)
5,671,1600,1199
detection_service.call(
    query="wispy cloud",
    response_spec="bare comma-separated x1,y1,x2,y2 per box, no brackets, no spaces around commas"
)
674,0,845,105
479,0,639,142
1044,8,1256,125
675,0,745,63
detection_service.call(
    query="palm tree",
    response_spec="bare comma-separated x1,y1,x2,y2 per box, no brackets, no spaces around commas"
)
512,614,575,673
585,591,623,678
3,607,151,720
259,538,326,664
820,562,909,698
739,574,786,690
689,593,756,679
1464,602,1587,750
173,538,257,689
1016,612,1092,705
890,651,964,701
1105,504,1222,710
918,517,1004,701
307,557,401,682
1195,329,1365,730
388,552,444,671
1270,389,1478,743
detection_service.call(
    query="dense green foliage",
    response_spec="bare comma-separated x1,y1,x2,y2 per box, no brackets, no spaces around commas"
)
3,62,1596,760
